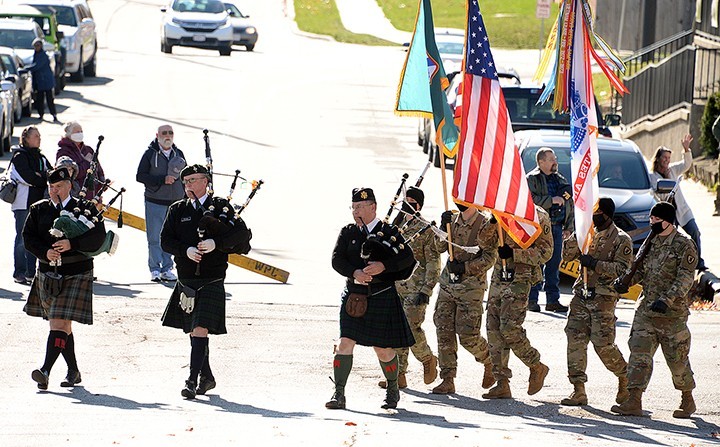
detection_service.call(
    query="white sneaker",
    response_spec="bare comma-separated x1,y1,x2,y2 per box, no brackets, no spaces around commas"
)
160,271,177,281
151,271,161,282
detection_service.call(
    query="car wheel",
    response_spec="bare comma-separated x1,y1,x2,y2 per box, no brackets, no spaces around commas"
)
219,46,232,56
246,44,254,52
14,101,22,123
22,97,31,117
55,74,66,95
84,50,97,77
1,125,10,156
70,49,85,82
161,39,173,54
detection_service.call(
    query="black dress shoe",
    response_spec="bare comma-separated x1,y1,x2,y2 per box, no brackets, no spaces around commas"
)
196,376,216,395
325,391,346,409
381,387,400,409
546,302,569,313
181,380,196,399
528,302,541,312
32,369,49,390
60,370,82,387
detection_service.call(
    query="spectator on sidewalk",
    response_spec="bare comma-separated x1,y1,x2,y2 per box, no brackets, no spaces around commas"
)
649,134,707,271
28,38,57,122
136,124,186,282
56,121,106,197
526,147,573,312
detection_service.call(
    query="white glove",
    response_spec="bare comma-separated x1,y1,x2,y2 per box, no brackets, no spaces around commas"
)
186,246,202,262
198,239,216,254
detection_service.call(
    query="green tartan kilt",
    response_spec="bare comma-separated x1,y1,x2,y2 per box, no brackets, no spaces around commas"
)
339,286,415,348
24,270,94,325
161,278,227,335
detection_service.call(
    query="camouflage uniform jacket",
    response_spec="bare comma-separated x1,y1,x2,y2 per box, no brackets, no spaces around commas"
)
562,224,633,296
491,206,553,285
396,215,441,297
630,228,697,318
435,210,498,289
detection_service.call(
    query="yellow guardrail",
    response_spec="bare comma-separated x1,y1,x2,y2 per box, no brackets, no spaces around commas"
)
103,207,290,283
560,259,641,301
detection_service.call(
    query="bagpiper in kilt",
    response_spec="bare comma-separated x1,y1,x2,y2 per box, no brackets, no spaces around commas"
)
326,187,416,411
160,164,252,400
23,166,107,391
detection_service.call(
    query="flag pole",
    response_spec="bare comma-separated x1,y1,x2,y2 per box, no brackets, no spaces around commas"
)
438,150,455,261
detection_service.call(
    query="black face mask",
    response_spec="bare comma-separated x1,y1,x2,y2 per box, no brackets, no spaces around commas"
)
401,202,416,216
650,221,666,234
456,204,468,212
592,214,608,228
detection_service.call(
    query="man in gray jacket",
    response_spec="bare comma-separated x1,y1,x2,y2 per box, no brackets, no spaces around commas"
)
136,124,186,282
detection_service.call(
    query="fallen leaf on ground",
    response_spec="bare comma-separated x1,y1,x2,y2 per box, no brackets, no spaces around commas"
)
345,422,357,426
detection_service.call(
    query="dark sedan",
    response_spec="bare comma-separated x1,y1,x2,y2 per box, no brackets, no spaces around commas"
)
224,2,257,51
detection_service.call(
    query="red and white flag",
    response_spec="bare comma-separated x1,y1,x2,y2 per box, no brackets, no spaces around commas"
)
451,0,539,248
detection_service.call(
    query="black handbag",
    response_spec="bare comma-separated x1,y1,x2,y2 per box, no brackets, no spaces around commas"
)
0,158,17,204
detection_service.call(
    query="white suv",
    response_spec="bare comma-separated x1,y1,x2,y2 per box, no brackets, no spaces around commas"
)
13,0,97,82
161,0,233,56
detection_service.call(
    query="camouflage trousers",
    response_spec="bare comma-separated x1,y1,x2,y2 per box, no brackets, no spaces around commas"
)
626,307,695,391
433,284,489,379
564,292,627,384
394,297,434,374
487,279,541,380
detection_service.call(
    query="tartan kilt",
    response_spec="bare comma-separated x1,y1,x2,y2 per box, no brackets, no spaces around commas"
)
161,278,227,335
339,286,415,348
24,270,94,325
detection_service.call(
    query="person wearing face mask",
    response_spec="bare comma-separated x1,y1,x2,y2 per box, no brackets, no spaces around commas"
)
526,147,574,313
9,126,53,285
429,200,498,395
610,201,698,418
27,37,57,122
56,121,106,197
649,134,706,271
136,124,186,282
377,186,441,391
559,197,632,407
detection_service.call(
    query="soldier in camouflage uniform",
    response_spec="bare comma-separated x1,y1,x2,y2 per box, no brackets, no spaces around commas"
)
611,202,698,418
483,206,553,399
560,198,632,406
378,187,441,390
430,202,498,395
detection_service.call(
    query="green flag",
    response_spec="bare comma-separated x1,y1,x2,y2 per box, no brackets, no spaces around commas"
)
395,0,459,156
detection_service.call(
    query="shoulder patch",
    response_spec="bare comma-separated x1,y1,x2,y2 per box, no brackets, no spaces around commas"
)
623,246,631,256
543,225,550,235
683,253,697,270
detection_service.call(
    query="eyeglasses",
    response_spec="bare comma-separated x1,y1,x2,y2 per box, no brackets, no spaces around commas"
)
350,203,374,211
182,177,204,185
160,130,174,135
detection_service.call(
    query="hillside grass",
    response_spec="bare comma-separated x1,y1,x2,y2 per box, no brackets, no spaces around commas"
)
294,0,396,46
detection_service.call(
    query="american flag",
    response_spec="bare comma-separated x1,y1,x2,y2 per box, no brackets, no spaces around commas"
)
452,0,539,248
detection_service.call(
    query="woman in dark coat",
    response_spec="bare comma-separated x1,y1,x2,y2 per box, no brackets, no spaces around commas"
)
28,38,57,121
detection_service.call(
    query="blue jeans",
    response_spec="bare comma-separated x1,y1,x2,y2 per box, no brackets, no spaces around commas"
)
13,209,36,279
682,219,705,270
145,201,174,273
529,223,563,305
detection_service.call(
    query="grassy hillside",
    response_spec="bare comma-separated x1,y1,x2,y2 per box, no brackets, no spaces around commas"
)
294,0,396,45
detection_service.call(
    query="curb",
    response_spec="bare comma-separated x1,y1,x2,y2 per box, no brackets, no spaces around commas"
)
284,0,337,42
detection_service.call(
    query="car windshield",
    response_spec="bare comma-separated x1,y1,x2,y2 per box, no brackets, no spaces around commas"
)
172,0,226,13
28,5,76,27
0,54,18,74
0,29,37,49
437,41,463,55
223,3,243,17
505,88,571,126
521,145,651,190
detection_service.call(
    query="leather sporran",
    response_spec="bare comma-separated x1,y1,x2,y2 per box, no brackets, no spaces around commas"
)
345,292,367,318
43,271,64,297
179,284,196,314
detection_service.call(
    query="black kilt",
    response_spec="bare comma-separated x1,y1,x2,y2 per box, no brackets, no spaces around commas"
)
339,286,415,348
161,278,227,335
24,270,95,325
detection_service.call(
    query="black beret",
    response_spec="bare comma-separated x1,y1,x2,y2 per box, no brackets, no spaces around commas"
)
406,186,424,208
352,187,375,203
180,164,209,179
597,197,616,218
650,201,676,224
47,167,72,184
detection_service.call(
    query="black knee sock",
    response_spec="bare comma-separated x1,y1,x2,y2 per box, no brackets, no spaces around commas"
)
200,338,213,380
42,330,68,373
61,333,79,372
189,337,209,384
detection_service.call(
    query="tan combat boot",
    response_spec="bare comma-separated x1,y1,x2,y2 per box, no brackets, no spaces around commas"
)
378,373,407,389
616,375,629,404
527,362,549,395
431,377,455,394
560,382,588,406
481,361,495,389
672,390,696,419
482,379,512,399
422,355,438,384
610,388,643,416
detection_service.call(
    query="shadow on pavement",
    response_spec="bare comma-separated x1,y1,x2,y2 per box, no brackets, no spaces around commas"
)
46,387,172,411
93,282,145,298
194,394,313,418
0,288,26,301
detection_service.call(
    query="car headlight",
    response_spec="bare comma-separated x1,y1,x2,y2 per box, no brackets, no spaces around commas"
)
218,18,228,27
171,17,184,25
628,211,649,223
63,36,77,52
245,27,256,34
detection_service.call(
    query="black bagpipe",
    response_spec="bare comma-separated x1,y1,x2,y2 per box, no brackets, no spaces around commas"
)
49,136,125,258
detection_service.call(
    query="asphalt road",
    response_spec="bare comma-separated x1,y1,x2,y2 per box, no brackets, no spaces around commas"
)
0,1,719,446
